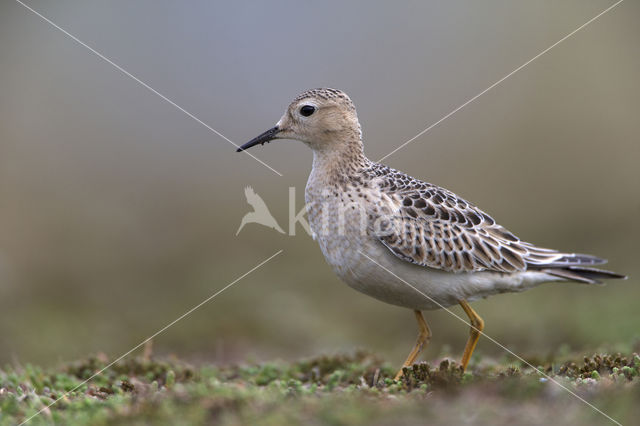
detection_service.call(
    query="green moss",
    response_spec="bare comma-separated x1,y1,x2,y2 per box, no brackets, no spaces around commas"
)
0,351,638,425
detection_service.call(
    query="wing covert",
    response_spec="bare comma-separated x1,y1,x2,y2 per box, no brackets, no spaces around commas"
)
362,164,565,273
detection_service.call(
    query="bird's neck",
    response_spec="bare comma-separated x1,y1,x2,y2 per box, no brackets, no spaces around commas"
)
310,137,369,185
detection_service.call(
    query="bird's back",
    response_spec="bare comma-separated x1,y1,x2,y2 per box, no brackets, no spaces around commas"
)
357,161,625,283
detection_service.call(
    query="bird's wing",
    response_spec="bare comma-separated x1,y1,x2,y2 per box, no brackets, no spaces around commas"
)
364,164,590,274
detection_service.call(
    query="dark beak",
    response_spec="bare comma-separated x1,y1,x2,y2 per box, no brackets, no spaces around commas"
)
236,126,280,152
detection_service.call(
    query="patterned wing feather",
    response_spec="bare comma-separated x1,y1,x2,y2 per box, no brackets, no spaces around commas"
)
363,164,570,273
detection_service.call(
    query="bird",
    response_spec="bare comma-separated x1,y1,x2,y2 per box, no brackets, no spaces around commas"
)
236,186,285,235
236,88,626,380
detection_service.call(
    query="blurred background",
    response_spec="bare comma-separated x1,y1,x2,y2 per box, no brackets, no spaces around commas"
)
0,0,638,368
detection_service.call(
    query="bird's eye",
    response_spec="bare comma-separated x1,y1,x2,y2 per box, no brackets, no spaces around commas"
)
300,105,315,117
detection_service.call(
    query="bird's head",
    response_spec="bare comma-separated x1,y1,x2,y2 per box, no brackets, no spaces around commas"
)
237,88,362,153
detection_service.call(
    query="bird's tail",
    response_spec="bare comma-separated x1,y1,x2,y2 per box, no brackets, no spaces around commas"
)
527,251,627,284
541,266,627,284
530,252,627,284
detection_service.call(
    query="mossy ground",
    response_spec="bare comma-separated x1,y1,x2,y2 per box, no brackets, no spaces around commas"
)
1,351,639,425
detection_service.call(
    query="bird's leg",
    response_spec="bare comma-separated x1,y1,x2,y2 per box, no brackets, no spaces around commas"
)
394,310,431,380
458,300,484,371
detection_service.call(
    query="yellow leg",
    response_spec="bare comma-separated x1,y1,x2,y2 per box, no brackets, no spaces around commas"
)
394,310,431,380
459,300,484,371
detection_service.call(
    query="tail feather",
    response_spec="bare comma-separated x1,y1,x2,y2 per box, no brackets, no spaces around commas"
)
541,266,627,284
527,251,627,284
539,253,607,268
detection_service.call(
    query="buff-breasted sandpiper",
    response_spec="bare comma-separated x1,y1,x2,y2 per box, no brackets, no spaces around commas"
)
237,88,626,380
